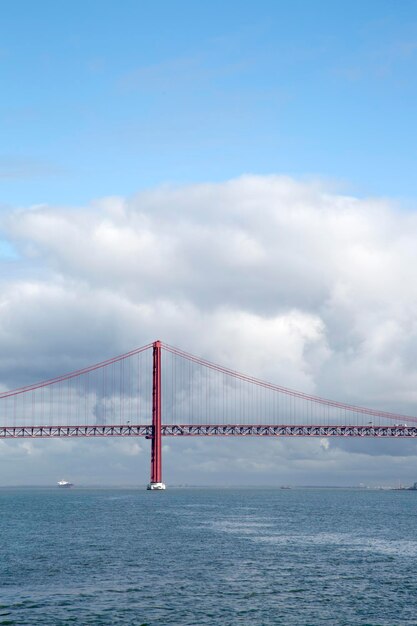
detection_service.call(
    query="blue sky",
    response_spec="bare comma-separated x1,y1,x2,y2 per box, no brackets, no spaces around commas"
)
2,0,417,208
3,1,417,485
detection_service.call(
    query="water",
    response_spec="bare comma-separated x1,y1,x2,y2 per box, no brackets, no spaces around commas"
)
1,487,417,625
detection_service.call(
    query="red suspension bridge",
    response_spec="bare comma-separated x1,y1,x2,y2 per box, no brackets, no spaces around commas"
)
1,340,416,488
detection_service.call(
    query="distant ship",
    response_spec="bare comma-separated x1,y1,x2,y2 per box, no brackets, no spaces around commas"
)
57,480,73,488
392,481,417,491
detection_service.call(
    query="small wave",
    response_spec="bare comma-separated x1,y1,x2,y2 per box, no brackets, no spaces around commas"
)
253,532,417,557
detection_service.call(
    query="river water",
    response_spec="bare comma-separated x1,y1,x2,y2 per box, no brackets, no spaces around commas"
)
1,487,416,625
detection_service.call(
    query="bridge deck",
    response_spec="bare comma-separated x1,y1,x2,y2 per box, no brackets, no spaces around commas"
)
0,424,416,438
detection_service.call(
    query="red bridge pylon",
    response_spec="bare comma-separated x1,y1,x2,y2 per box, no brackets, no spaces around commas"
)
148,341,165,490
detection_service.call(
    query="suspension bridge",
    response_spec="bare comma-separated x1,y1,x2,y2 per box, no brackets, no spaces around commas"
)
1,340,416,488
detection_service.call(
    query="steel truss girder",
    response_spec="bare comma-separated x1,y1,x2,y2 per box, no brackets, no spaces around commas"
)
0,424,416,439
0,425,153,438
161,424,417,437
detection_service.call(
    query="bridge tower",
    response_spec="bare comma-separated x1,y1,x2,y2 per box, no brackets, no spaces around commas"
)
147,340,166,490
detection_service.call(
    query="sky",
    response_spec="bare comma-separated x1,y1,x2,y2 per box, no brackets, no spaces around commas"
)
1,1,417,486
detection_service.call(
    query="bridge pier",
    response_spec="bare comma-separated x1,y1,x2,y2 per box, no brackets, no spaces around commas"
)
147,340,165,490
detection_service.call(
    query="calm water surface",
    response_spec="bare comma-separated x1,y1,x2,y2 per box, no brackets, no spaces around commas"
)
1,487,417,625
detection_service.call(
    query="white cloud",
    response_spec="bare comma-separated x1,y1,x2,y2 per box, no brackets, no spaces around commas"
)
2,174,417,484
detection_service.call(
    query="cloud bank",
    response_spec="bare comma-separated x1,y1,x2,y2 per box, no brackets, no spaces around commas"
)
2,175,417,485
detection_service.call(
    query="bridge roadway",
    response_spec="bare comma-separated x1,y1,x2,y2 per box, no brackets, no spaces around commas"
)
0,424,416,438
